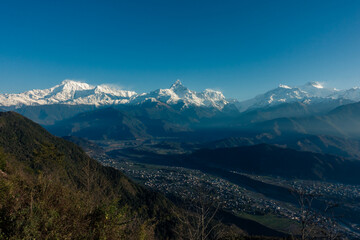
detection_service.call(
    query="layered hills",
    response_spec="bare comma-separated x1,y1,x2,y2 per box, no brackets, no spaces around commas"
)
252,101,360,138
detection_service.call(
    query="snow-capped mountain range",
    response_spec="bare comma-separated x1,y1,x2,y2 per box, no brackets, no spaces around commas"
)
0,80,137,107
0,79,227,110
1,80,360,111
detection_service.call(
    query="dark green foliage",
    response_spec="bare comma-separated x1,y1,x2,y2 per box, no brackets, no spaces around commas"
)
0,149,6,171
0,112,177,239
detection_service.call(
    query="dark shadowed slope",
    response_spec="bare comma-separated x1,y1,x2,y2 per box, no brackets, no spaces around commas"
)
204,134,360,159
185,144,360,184
252,102,360,138
46,107,192,140
46,107,150,140
13,104,98,125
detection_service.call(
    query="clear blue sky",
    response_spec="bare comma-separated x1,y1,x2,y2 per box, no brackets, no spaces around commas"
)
0,0,360,100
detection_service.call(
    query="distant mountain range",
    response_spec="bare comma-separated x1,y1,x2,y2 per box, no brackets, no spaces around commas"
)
0,79,227,110
234,81,360,111
3,79,360,156
2,79,360,112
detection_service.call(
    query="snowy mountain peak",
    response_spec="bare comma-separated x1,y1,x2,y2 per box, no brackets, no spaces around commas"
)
279,84,292,89
170,79,188,92
59,80,94,91
170,79,183,88
305,81,324,89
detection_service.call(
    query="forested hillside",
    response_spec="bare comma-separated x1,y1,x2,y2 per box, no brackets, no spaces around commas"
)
0,112,177,239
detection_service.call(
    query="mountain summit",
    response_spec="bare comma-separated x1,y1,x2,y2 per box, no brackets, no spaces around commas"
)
170,79,185,89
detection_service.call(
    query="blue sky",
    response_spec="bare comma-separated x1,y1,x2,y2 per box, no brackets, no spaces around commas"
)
0,0,360,100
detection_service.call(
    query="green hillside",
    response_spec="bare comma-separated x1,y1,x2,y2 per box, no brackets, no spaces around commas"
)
0,112,176,239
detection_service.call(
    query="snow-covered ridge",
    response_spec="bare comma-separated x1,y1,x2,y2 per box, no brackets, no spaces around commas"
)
0,80,137,107
131,80,228,109
0,79,228,110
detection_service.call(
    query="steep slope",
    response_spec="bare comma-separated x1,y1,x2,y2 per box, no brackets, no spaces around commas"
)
184,144,360,184
0,112,177,239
